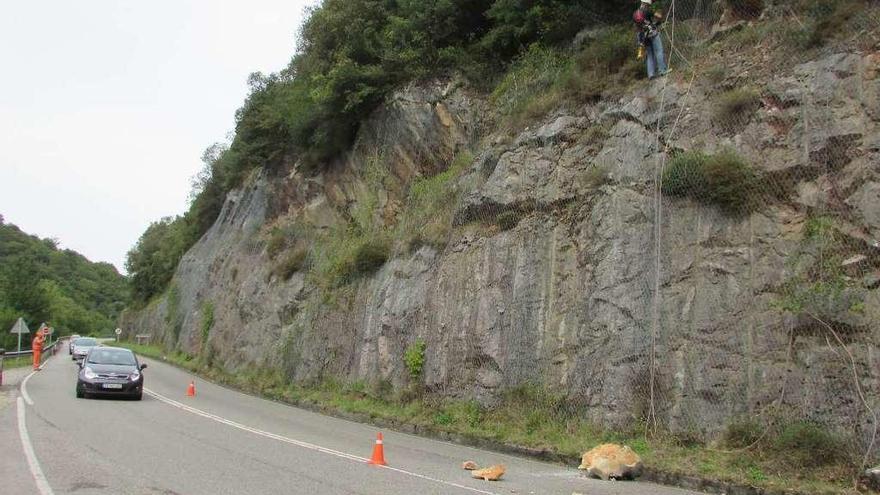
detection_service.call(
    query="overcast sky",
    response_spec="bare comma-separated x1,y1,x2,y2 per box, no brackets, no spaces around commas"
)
0,0,314,273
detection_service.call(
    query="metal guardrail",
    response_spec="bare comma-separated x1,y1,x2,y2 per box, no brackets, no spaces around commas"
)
2,341,60,357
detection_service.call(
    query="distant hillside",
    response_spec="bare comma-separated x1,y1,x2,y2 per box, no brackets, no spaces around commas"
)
0,215,127,347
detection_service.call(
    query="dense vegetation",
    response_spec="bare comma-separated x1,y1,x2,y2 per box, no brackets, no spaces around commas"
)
0,217,127,348
125,0,627,303
125,0,869,302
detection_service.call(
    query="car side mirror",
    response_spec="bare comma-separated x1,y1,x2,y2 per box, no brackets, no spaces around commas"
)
140,363,147,370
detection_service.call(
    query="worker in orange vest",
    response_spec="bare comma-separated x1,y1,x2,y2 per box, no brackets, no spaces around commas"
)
32,324,48,370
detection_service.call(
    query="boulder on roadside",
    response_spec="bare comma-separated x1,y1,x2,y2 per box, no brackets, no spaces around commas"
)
578,443,643,481
471,464,505,481
861,466,880,492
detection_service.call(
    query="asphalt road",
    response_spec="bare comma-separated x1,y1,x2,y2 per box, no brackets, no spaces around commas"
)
1,351,704,495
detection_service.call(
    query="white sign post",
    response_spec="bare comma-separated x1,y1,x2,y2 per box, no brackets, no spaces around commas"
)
9,318,29,354
115,328,122,342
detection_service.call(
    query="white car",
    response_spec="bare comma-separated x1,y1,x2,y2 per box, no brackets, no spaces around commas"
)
68,335,81,355
71,337,99,361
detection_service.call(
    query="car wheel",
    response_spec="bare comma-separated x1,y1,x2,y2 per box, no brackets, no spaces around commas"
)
76,388,84,399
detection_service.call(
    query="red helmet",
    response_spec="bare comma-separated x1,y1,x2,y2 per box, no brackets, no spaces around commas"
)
633,10,646,23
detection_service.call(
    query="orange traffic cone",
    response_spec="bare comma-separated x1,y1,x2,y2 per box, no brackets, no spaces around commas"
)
367,432,387,466
186,380,196,397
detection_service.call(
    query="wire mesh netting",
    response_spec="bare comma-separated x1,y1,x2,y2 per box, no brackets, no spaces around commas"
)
249,0,880,484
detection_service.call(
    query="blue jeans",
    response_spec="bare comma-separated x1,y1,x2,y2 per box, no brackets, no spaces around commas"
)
645,34,667,79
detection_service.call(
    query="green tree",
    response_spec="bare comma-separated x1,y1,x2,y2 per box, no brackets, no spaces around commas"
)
126,217,191,304
0,221,125,345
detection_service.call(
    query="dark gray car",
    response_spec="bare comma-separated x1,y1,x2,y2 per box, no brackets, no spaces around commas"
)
76,347,146,400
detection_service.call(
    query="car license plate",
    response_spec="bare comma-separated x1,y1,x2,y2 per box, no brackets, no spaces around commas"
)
102,383,123,389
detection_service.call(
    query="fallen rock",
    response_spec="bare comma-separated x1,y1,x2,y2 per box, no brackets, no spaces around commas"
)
461,460,479,470
578,443,643,481
471,464,505,481
862,466,880,491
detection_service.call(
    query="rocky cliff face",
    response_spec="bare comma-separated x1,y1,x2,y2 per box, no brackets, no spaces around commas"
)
122,51,880,442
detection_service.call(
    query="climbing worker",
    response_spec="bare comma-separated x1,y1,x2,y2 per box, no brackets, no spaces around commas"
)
32,323,47,370
634,0,670,80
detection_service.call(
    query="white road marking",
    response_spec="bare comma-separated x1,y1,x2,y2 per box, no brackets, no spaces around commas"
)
17,397,55,495
20,370,36,406
145,388,500,495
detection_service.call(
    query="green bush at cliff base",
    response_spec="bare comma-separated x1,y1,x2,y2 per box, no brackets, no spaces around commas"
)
403,338,426,379
773,421,849,468
723,418,764,448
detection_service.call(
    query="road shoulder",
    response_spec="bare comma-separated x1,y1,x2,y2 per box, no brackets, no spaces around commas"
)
0,387,38,495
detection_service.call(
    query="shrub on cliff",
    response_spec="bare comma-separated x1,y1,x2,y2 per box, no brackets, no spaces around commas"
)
404,338,427,380
662,149,758,214
713,88,761,132
273,248,309,281
352,240,390,276
492,26,643,127
724,0,764,19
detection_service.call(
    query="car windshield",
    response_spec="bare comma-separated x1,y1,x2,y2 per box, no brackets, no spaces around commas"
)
74,338,98,346
86,349,136,366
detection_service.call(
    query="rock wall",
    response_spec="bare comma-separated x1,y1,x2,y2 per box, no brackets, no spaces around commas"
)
122,52,880,441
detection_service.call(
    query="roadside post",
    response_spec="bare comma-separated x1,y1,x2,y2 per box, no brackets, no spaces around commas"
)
9,317,29,355
0,348,5,386
115,328,122,343
48,327,55,355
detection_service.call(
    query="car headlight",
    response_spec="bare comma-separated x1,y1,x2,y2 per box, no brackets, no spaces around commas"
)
129,372,140,381
83,367,98,380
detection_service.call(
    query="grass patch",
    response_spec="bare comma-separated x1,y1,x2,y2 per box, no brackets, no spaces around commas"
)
776,214,867,325
2,355,36,370
705,64,727,86
396,151,472,253
724,418,765,448
773,421,849,468
492,26,643,129
491,44,569,119
661,149,759,214
495,211,521,231
783,0,867,50
724,0,765,20
580,164,611,189
713,88,761,132
577,125,610,148
165,284,183,347
200,301,214,348
351,240,390,275
272,248,309,281
305,155,392,292
309,229,390,290
266,227,287,259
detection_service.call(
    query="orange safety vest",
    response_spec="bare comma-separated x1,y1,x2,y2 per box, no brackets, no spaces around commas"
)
32,332,45,351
